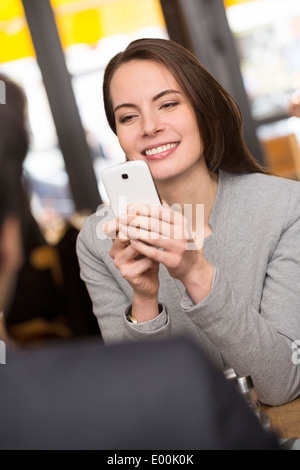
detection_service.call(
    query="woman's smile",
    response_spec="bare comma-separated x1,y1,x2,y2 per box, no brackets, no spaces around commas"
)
142,142,180,160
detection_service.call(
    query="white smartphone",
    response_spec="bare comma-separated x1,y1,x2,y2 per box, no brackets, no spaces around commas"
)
101,160,162,217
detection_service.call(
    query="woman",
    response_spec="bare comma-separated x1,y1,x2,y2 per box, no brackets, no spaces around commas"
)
77,38,300,406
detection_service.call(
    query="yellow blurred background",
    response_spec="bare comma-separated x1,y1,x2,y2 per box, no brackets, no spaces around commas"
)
1,0,300,214
0,0,165,63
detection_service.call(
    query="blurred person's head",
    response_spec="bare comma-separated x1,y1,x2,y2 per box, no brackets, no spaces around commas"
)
0,73,29,311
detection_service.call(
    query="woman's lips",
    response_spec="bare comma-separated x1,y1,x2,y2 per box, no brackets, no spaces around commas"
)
143,142,180,160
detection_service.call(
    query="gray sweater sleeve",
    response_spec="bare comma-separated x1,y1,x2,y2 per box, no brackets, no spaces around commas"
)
181,187,300,406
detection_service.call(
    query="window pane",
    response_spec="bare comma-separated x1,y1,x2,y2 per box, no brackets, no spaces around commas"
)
51,0,168,202
0,0,75,224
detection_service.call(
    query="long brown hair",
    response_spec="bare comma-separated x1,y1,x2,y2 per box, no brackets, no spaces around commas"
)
103,38,265,175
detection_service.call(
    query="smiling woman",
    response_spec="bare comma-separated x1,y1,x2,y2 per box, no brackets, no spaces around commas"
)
77,38,300,407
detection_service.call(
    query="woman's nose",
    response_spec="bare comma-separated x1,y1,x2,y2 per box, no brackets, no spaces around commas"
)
142,114,164,137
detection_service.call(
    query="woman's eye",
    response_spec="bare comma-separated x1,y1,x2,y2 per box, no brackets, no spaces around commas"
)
119,115,136,123
160,102,179,110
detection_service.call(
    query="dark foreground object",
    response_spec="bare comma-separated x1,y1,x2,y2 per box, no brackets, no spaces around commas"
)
0,336,279,450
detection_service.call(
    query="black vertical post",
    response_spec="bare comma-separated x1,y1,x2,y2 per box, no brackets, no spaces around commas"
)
160,0,265,165
22,0,102,212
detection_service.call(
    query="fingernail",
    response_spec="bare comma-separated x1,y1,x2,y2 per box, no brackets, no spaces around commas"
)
127,204,137,212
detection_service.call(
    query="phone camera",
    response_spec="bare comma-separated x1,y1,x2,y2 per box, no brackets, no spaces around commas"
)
122,174,129,180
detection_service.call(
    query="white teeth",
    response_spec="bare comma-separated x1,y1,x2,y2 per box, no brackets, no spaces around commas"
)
145,143,178,156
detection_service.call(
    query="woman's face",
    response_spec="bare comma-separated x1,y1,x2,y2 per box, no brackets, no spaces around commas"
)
110,60,204,182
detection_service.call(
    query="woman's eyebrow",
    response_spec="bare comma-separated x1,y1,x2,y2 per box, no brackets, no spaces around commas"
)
114,103,136,113
114,89,181,113
152,89,181,101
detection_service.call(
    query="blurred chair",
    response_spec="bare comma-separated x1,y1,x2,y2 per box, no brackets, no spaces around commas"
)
4,211,101,346
260,133,300,180
7,244,73,345
8,317,73,344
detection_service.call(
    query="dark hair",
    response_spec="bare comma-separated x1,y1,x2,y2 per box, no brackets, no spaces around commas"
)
0,74,29,228
103,38,265,175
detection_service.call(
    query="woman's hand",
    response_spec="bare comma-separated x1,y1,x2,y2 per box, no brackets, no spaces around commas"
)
118,203,214,304
102,217,160,322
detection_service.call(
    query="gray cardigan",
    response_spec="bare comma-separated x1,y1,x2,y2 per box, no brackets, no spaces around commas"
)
77,170,300,406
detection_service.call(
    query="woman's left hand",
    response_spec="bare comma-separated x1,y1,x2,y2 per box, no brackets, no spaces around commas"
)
119,203,214,304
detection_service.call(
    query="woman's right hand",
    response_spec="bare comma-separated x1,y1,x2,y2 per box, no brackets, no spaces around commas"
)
102,218,160,322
